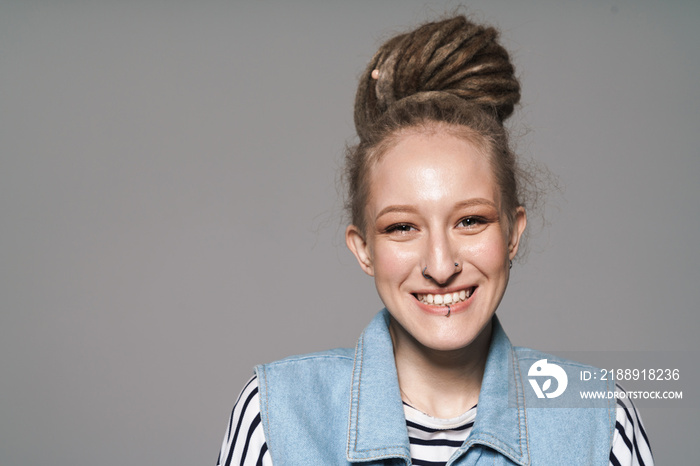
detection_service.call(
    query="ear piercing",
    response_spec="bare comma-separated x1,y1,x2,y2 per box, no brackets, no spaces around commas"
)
509,260,513,269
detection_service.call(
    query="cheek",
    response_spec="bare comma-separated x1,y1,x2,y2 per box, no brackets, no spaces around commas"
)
460,234,509,270
372,243,418,282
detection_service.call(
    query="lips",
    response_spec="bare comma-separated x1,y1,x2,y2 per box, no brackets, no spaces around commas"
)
413,287,476,306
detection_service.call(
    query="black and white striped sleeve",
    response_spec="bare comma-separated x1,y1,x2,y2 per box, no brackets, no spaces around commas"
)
216,376,272,466
609,385,653,466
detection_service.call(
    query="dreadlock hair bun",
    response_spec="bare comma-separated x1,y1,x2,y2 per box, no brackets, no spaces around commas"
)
344,14,536,242
354,15,520,142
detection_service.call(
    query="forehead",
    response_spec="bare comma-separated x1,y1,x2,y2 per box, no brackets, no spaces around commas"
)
367,131,499,211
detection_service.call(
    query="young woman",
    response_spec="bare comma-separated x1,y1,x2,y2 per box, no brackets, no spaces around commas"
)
217,15,652,466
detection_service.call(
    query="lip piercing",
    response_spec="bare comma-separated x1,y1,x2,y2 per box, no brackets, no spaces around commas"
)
446,305,451,318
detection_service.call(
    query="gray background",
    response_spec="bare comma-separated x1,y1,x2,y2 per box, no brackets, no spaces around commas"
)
1,0,698,464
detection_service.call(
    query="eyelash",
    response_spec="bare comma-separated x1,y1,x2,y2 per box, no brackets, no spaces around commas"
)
384,223,416,234
383,217,487,234
457,216,487,229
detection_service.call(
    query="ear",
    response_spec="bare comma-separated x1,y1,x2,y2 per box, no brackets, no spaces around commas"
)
345,224,374,276
508,207,527,260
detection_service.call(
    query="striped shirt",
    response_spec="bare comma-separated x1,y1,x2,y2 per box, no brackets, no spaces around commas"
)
403,402,476,466
216,376,653,466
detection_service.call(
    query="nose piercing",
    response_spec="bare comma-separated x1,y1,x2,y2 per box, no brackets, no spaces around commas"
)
446,305,451,318
423,264,460,279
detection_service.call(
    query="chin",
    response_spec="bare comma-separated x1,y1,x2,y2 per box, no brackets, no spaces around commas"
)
426,332,483,352
411,317,493,354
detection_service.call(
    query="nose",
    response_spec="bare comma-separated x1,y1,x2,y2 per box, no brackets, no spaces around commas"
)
421,230,460,285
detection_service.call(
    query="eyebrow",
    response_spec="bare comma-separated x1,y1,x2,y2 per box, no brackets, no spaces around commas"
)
375,205,418,221
375,198,498,221
454,198,498,210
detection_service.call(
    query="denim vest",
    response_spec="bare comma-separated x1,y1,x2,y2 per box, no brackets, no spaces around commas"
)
256,310,616,465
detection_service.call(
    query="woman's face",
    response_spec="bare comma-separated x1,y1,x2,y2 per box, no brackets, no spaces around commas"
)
346,129,526,352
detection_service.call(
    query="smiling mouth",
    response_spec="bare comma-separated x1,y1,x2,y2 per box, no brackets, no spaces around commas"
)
414,287,476,306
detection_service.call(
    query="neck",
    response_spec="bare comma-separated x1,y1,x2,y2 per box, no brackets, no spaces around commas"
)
389,317,493,419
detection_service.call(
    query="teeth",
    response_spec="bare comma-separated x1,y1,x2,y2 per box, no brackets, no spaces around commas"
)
416,288,474,306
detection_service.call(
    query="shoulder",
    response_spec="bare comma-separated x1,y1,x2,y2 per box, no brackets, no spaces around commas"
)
259,347,355,368
217,376,271,466
254,349,359,464
509,347,654,464
509,346,619,463
256,347,355,387
513,345,615,406
513,345,600,371
255,347,355,411
512,345,612,396
610,384,654,465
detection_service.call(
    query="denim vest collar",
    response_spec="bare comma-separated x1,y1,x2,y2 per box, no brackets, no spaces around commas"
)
346,309,529,465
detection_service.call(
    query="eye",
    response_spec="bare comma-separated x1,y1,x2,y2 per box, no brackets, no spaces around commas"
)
384,223,416,234
457,217,485,229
